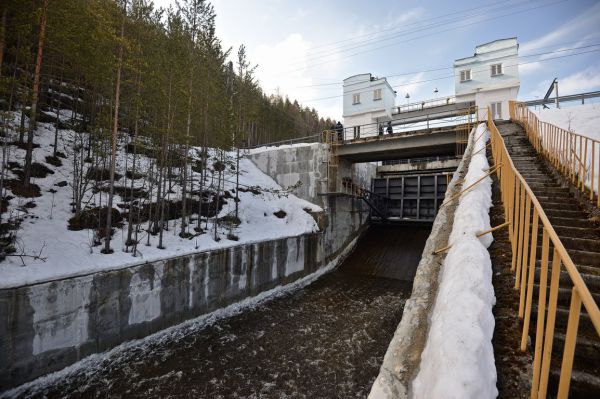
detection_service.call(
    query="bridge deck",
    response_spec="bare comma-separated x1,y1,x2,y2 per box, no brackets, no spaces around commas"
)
337,127,460,162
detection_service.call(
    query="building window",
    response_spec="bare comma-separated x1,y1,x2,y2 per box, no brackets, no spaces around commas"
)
491,63,503,76
491,102,502,119
373,88,382,101
352,93,361,104
460,69,471,82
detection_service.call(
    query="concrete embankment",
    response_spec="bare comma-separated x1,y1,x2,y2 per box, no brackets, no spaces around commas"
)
1,143,375,391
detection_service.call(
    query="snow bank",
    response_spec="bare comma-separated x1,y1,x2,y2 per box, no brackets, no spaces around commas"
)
412,123,497,399
534,103,600,141
534,103,600,193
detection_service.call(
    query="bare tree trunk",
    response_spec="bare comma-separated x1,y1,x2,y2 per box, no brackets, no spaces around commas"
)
0,5,7,77
213,150,222,241
53,60,64,157
23,0,49,187
103,1,126,254
126,69,141,248
158,79,172,249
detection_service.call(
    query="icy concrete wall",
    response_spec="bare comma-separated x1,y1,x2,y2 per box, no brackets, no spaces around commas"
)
0,230,366,390
247,143,377,206
248,143,328,205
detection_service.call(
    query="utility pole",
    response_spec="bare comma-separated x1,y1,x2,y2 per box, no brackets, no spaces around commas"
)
554,80,560,109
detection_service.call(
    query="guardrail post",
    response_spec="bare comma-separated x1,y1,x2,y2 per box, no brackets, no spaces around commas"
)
518,199,532,318
530,229,550,399
557,288,582,398
522,208,539,351
538,250,561,399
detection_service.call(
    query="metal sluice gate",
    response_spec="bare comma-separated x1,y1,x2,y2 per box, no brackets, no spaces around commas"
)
371,173,451,222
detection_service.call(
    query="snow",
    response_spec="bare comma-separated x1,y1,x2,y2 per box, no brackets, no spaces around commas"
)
412,123,497,399
534,103,600,141
0,111,323,289
533,103,600,193
2,234,358,399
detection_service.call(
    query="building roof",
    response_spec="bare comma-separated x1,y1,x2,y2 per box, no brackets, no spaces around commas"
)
454,37,518,64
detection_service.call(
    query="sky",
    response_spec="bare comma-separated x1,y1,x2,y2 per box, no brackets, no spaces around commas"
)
154,0,600,121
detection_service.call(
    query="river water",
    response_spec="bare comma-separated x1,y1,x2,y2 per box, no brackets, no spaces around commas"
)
11,225,430,399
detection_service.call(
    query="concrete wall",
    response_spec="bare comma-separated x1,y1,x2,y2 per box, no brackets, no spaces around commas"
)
248,143,328,205
247,143,377,205
0,231,367,390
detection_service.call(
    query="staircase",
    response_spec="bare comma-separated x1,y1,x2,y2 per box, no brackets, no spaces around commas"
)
497,121,600,398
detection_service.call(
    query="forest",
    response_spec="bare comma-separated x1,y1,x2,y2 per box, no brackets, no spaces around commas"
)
0,0,331,259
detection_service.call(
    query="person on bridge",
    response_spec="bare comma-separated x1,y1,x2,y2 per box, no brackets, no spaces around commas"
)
335,121,344,141
386,121,393,135
378,124,383,136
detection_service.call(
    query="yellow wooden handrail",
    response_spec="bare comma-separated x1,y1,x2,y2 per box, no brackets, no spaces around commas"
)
509,101,600,206
487,110,600,399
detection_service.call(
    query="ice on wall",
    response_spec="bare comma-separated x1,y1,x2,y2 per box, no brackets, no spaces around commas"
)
238,250,247,290
285,237,304,277
30,277,92,355
188,258,196,309
128,263,164,325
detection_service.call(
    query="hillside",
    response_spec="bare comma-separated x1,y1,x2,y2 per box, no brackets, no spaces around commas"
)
0,110,322,288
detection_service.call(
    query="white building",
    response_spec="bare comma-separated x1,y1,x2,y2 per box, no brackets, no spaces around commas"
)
454,37,520,120
342,73,396,137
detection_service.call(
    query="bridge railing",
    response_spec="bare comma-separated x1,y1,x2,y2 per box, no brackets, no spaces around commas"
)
510,100,600,207
488,110,600,398
395,95,456,113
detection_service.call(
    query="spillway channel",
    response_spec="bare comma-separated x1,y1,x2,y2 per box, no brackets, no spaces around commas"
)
11,225,431,399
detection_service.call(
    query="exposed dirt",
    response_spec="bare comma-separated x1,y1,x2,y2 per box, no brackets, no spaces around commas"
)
489,169,532,399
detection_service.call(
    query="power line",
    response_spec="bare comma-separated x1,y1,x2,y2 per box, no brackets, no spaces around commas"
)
299,47,600,103
293,38,600,89
288,0,528,63
285,0,567,74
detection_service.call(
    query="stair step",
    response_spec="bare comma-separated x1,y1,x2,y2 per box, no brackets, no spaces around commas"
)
548,366,600,399
533,284,600,309
547,217,591,229
534,263,600,291
553,225,600,240
542,208,589,219
531,306,595,338
537,201,581,212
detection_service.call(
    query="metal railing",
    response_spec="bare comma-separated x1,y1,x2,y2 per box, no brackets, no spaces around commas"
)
510,100,600,207
244,134,320,150
488,110,600,398
395,95,456,113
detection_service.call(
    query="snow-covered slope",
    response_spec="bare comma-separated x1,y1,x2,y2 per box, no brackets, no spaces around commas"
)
534,103,600,141
0,111,322,288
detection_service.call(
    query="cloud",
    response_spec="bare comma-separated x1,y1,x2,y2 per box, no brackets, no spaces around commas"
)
527,62,600,98
254,33,336,111
519,61,543,76
521,2,600,54
390,72,427,97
